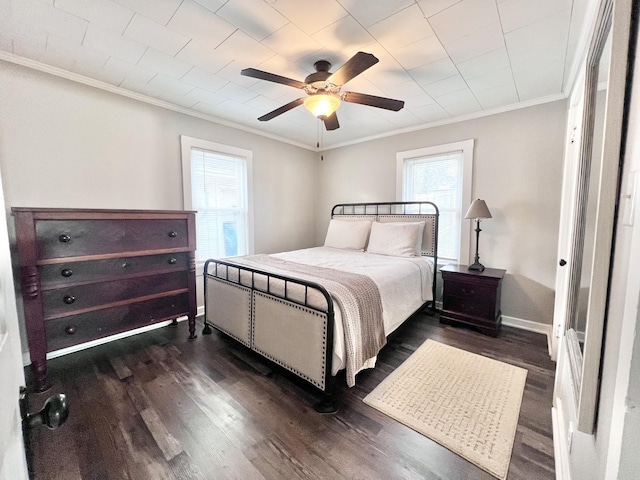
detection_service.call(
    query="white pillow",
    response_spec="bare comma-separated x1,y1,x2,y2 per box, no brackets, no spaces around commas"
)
367,221,425,257
323,219,372,250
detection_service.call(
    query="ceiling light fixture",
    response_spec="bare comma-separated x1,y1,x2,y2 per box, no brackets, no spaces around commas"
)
303,94,341,118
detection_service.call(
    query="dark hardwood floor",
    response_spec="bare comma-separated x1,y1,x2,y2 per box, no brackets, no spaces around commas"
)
26,312,556,480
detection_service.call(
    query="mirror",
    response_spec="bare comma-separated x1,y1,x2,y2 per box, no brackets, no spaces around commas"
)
564,0,632,433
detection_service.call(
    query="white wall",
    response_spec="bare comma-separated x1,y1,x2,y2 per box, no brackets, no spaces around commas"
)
316,101,567,326
0,61,319,351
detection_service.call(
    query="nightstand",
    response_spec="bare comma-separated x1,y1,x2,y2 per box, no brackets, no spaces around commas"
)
439,264,506,337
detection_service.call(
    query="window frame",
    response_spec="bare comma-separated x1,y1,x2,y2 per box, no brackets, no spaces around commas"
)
396,139,475,265
180,135,254,273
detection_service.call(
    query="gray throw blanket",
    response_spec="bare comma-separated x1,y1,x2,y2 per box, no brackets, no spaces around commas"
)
228,254,385,387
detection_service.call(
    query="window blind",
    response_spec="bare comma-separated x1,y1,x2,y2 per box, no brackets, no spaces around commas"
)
190,148,248,261
403,151,463,261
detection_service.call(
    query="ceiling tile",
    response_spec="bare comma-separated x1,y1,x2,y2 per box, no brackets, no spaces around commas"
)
434,87,476,106
216,0,289,41
390,36,449,70
216,60,261,88
403,92,436,109
54,0,134,34
181,67,229,92
473,81,519,109
137,48,192,79
192,0,227,13
512,59,565,100
47,34,109,68
457,47,510,79
124,13,190,56
271,0,348,35
167,0,237,48
441,96,482,116
261,23,322,62
408,56,459,86
146,73,195,95
423,74,468,98
215,30,275,66
428,0,499,45
175,40,233,74
254,55,311,83
408,102,450,123
103,56,157,84
444,22,504,64
185,87,226,106
338,0,415,28
84,23,147,64
498,0,573,33
465,67,514,92
417,0,462,18
312,15,374,52
3,0,88,44
112,0,182,26
505,10,570,70
379,79,425,100
368,4,435,51
158,90,199,108
216,82,260,103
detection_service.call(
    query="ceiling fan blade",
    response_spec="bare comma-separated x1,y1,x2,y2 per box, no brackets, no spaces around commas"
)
327,52,379,86
342,91,405,111
257,98,305,121
322,112,340,130
241,68,307,89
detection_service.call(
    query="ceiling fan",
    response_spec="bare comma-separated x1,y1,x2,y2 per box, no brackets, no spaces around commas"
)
241,52,405,131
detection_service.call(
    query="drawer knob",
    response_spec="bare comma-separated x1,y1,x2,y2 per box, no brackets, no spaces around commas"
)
64,325,76,335
63,295,76,305
61,269,73,278
168,231,178,238
58,234,71,243
168,257,177,265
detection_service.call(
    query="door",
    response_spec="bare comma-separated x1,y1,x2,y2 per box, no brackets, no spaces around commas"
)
551,72,585,361
0,165,29,479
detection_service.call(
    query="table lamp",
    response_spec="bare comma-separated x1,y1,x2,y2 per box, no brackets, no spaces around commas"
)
465,199,492,272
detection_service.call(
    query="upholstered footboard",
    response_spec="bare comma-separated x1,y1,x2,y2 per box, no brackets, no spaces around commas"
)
203,259,337,410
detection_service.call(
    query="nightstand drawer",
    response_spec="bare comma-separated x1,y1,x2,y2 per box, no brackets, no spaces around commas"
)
443,294,495,318
445,281,494,300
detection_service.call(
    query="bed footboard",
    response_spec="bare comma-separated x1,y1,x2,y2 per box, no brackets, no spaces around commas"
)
203,259,337,408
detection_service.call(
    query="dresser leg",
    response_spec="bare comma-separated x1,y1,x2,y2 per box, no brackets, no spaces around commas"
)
188,316,197,340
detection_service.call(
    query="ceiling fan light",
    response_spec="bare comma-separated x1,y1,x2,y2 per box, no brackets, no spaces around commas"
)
303,94,341,118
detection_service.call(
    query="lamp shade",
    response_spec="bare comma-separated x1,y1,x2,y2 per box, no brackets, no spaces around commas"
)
303,94,341,118
464,199,492,219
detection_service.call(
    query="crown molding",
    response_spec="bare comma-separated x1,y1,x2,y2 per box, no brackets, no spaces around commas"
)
2,51,568,154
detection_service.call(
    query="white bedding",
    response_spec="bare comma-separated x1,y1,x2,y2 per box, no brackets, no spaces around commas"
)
270,247,434,376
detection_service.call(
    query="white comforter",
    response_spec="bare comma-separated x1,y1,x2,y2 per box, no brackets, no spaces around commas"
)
271,247,434,375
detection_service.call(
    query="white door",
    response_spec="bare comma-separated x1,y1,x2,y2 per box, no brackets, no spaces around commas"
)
0,164,29,479
551,73,585,361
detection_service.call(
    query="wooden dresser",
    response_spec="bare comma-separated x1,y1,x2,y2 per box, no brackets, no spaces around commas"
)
440,264,506,337
12,208,198,391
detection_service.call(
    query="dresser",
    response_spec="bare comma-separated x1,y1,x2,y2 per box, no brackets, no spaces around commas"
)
440,264,506,336
12,208,198,391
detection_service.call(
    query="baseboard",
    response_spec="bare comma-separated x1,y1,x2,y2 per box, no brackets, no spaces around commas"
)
22,306,205,367
502,315,553,354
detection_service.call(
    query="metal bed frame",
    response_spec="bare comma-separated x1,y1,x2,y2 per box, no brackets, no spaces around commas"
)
202,201,439,412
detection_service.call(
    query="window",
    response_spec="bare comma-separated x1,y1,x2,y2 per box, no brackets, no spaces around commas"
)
396,139,474,263
181,136,253,268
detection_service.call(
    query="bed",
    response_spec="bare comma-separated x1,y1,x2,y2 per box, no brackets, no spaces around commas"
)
202,201,439,412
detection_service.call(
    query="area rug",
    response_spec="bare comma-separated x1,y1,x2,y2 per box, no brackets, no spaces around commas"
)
363,340,527,480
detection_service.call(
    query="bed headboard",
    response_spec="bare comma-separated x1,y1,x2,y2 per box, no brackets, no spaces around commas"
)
331,201,439,259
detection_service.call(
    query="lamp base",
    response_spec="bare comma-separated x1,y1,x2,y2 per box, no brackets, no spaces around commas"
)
468,262,485,272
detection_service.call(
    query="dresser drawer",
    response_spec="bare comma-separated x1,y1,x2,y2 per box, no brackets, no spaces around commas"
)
35,218,189,259
45,293,190,352
39,252,190,288
42,270,188,318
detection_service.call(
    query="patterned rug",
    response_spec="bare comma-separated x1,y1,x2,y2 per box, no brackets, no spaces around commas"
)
363,340,527,480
